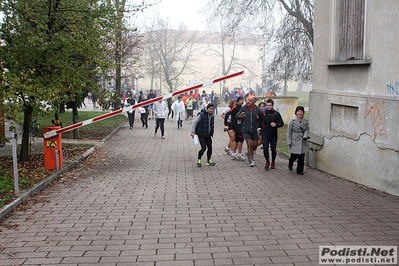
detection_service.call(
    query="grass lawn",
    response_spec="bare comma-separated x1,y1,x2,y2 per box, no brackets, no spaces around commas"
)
35,110,126,139
286,91,310,106
277,125,289,156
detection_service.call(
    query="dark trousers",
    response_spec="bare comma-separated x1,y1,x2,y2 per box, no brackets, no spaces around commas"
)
127,111,135,127
167,105,174,119
289,153,305,173
177,112,183,128
262,134,278,163
198,136,212,161
155,118,165,136
141,112,148,127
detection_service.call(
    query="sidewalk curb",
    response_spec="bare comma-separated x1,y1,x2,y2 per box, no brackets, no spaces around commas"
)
0,120,126,221
0,146,96,221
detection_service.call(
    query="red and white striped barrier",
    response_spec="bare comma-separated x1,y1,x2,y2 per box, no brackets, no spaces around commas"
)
44,70,244,139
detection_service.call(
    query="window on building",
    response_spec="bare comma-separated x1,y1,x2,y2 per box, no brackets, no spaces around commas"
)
338,0,365,61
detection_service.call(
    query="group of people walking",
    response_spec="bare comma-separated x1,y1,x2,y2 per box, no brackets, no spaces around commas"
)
125,89,310,175
193,93,310,175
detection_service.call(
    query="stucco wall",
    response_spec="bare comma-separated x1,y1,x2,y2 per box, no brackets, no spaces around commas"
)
316,134,399,196
310,0,399,196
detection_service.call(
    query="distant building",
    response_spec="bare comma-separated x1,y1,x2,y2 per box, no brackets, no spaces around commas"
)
132,30,265,95
310,0,399,196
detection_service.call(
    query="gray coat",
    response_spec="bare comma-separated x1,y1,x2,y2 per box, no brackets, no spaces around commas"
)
287,116,310,154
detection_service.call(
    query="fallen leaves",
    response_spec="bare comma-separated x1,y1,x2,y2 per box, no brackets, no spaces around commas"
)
0,143,94,208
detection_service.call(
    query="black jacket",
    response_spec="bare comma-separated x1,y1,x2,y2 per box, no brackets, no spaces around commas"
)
127,97,136,106
224,104,242,129
259,109,284,136
236,105,262,134
194,108,214,137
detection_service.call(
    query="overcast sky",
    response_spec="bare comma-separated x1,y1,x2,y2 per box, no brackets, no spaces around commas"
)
132,0,209,31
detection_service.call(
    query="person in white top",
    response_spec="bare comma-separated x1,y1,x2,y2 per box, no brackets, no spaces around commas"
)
171,95,185,129
153,99,168,139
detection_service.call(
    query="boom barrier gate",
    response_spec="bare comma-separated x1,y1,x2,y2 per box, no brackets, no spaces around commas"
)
44,70,244,139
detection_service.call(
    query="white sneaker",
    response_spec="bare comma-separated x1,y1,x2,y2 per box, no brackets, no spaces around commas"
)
230,153,237,160
154,132,157,137
237,154,246,161
250,159,256,167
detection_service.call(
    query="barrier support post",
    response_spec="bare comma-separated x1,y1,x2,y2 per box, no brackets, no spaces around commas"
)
10,132,19,196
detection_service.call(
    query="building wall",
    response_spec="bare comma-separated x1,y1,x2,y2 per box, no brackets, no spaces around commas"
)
310,0,399,196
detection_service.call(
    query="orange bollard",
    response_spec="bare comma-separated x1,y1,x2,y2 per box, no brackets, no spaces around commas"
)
43,126,63,170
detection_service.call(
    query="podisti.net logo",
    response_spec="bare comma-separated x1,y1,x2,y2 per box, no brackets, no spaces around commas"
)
319,246,397,264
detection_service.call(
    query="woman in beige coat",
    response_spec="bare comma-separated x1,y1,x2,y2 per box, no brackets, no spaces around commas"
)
287,106,310,175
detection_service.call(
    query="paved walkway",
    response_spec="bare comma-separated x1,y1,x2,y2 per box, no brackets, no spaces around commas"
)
0,112,398,265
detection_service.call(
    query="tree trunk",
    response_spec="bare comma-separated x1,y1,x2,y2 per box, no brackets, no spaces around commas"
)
0,106,5,146
283,79,288,97
72,102,79,139
113,6,123,111
59,103,65,114
19,105,33,162
113,63,122,110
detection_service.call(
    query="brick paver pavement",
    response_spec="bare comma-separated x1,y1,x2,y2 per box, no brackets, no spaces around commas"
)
0,111,398,265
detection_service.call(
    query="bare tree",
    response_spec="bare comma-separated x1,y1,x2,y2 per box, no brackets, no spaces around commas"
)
204,12,262,94
143,19,199,93
208,0,314,81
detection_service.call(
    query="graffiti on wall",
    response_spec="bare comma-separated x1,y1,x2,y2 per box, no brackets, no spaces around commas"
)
364,100,387,141
387,82,398,106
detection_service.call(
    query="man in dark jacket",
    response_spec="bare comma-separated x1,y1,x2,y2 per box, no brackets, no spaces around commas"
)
259,98,284,170
237,94,262,167
191,103,215,167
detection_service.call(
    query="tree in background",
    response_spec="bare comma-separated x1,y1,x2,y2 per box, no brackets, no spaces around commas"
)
104,0,149,110
0,0,116,161
208,0,314,82
204,11,261,94
143,19,199,93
